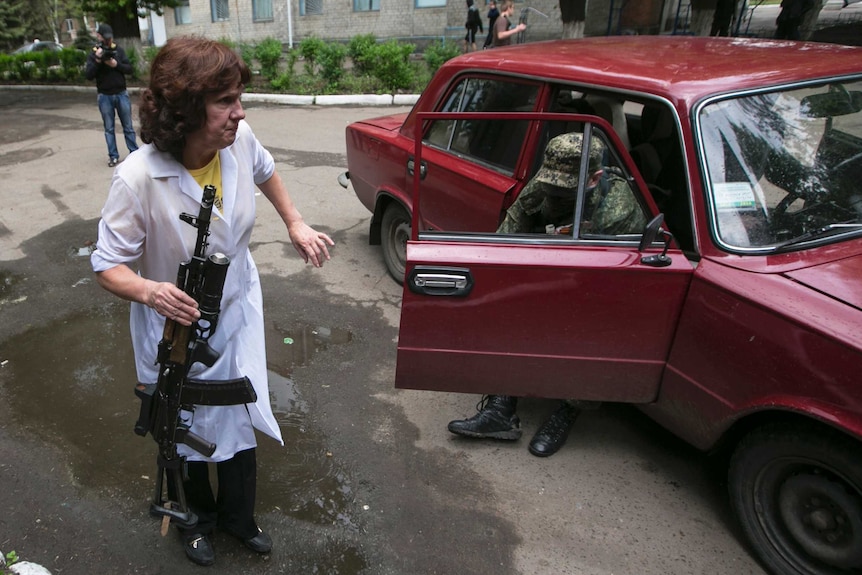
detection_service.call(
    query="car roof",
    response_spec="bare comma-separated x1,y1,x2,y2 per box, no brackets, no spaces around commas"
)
12,41,62,53
443,36,862,108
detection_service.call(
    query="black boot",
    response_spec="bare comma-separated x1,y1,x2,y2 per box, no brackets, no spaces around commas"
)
447,395,521,440
528,402,580,457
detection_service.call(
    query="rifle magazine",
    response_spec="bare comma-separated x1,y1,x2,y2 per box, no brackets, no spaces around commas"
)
182,376,257,405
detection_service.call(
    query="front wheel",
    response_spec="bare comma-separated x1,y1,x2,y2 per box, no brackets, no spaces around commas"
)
728,422,862,575
381,202,410,284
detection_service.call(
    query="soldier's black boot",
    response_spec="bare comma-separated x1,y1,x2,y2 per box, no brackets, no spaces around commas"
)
447,395,521,440
528,402,580,457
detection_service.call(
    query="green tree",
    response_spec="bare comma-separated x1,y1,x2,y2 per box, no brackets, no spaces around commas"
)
0,0,30,50
80,0,180,40
31,0,83,44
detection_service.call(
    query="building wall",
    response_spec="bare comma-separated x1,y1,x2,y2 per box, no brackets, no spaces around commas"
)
159,0,679,47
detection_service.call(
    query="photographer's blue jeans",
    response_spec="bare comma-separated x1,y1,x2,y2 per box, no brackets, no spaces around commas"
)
98,91,138,161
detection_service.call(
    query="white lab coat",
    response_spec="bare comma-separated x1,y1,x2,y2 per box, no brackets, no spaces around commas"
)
92,120,284,462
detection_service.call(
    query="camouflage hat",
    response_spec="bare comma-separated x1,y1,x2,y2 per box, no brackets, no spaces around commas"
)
534,133,604,189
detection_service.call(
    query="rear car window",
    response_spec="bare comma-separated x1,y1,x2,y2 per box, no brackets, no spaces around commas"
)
424,77,539,174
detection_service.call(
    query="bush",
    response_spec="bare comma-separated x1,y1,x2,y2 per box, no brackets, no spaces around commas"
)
318,42,347,88
269,50,298,91
347,34,377,74
254,37,283,80
0,36,442,95
423,39,461,75
370,40,416,92
143,45,160,67
238,43,255,71
298,36,327,76
126,46,142,80
58,48,86,81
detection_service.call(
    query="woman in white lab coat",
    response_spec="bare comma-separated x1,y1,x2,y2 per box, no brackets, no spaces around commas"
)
91,36,333,567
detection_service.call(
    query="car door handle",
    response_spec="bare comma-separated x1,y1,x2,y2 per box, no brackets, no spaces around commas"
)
407,266,473,296
407,158,427,180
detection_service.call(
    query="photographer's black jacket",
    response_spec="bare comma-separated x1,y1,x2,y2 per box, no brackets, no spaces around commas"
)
85,43,133,96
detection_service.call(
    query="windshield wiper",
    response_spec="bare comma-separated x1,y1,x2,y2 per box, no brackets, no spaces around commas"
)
773,223,862,252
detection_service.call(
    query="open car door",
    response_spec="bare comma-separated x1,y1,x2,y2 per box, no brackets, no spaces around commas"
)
395,112,695,403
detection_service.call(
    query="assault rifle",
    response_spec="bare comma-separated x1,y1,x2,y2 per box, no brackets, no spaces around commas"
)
133,184,257,530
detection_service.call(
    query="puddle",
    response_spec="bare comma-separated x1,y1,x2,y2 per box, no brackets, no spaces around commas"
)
0,269,24,303
0,303,363,547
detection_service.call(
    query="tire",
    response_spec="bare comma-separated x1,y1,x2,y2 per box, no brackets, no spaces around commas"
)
728,422,862,575
381,202,410,284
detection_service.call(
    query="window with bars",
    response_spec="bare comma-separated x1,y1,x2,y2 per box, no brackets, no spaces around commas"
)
301,0,323,15
211,0,230,22
353,0,380,11
253,0,274,21
175,0,192,24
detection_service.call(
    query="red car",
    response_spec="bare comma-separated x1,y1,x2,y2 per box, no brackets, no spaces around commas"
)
342,37,862,575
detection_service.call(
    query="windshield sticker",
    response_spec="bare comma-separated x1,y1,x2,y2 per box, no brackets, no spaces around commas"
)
714,182,757,211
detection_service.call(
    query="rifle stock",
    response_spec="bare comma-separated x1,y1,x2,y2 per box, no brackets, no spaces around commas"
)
133,185,256,531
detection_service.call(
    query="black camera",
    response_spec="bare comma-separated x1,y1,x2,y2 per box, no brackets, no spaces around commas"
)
96,42,116,61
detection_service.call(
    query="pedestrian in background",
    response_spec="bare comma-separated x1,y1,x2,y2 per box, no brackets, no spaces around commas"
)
84,24,138,168
492,0,526,47
464,0,484,52
711,0,737,36
775,0,815,40
483,0,500,49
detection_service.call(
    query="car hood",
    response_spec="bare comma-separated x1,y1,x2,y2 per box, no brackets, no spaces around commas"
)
357,113,408,131
784,253,862,310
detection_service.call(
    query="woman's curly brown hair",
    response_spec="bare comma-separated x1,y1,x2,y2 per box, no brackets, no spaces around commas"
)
139,36,251,161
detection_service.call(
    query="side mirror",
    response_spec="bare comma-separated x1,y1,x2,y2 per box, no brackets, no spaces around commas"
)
639,213,673,267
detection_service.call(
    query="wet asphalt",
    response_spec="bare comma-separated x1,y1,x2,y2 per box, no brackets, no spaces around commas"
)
0,89,773,575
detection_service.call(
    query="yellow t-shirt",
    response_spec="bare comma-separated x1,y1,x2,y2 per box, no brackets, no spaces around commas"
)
187,153,223,213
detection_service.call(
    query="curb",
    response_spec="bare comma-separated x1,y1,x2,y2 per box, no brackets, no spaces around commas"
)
1,84,420,107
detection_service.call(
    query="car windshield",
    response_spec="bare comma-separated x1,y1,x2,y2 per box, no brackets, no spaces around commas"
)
699,79,862,251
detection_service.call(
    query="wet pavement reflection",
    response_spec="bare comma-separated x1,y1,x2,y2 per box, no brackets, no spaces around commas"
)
0,301,365,570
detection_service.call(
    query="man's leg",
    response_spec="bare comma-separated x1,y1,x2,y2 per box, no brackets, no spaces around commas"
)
528,400,600,457
448,394,521,440
97,93,119,165
116,91,138,154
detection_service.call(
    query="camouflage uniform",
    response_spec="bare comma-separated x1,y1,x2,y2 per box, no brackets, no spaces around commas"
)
585,168,647,236
497,132,604,234
496,180,577,234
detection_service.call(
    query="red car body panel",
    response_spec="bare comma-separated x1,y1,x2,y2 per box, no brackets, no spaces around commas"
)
397,239,694,403
645,254,862,450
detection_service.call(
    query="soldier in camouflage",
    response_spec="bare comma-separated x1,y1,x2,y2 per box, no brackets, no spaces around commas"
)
496,131,604,235
448,131,645,457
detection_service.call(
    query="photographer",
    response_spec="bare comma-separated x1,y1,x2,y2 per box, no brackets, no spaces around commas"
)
85,24,138,168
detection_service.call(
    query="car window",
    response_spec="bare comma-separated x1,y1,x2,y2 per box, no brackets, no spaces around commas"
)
495,123,648,240
424,77,539,174
699,79,862,251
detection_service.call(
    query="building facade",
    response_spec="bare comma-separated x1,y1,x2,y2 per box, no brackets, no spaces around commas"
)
150,0,722,48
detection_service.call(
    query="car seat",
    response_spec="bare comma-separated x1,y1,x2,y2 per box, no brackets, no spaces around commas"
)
629,105,694,253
